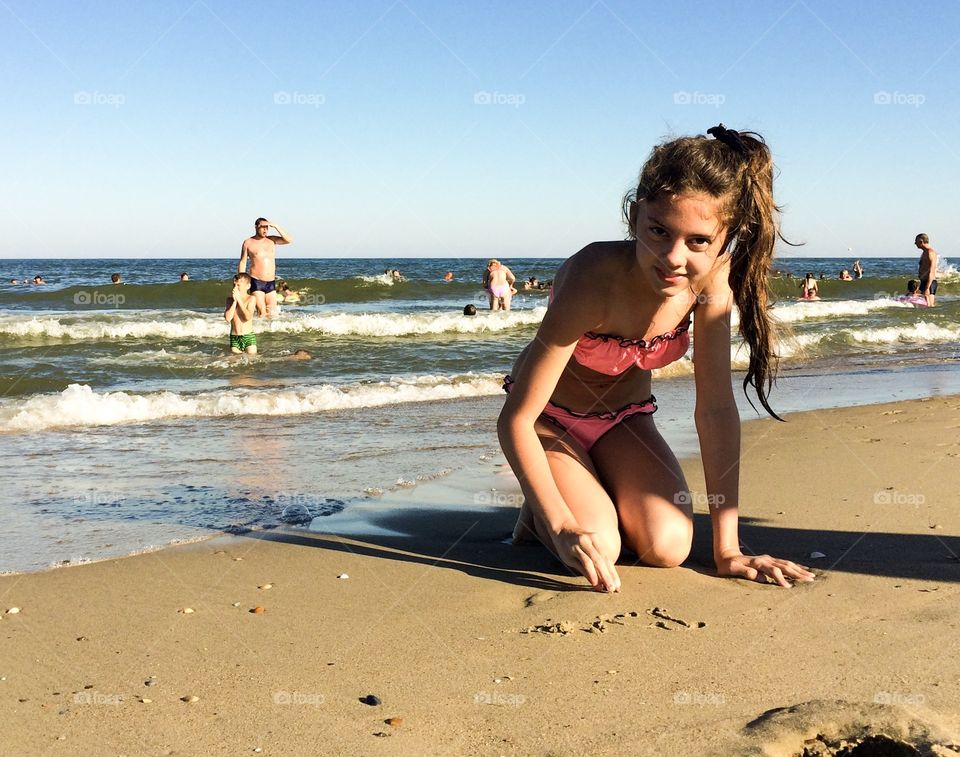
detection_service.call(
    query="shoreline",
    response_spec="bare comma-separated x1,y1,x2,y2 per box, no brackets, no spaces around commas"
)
2,395,959,754
6,374,960,577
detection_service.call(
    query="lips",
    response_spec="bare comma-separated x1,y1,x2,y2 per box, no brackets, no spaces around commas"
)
655,266,686,285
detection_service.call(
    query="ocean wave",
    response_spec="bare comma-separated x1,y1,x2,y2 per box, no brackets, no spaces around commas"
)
0,373,506,432
770,298,914,323
0,308,547,342
787,321,960,350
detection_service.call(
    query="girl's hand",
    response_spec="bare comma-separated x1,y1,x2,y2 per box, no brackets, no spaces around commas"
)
716,552,816,588
551,525,621,593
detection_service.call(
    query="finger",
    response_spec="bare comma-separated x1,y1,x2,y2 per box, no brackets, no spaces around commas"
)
580,539,619,592
766,566,790,588
572,546,601,590
776,560,816,581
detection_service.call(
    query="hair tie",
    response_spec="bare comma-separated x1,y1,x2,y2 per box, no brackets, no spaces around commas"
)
707,123,747,153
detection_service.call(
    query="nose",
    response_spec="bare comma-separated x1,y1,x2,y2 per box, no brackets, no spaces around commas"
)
661,240,687,271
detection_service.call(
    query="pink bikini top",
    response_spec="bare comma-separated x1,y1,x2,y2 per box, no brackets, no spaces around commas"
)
549,288,691,374
573,322,691,374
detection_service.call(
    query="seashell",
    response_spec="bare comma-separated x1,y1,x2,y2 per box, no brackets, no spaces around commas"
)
6,607,20,614
181,695,200,702
360,694,381,706
180,608,195,614
337,574,349,579
251,606,265,614
385,717,403,726
258,584,272,590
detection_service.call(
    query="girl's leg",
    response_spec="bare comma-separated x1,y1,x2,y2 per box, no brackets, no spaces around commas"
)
512,418,621,564
589,413,693,568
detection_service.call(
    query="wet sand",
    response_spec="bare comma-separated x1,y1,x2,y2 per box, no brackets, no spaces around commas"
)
2,396,959,755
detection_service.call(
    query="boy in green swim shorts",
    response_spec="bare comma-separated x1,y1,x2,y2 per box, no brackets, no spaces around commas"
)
224,272,258,354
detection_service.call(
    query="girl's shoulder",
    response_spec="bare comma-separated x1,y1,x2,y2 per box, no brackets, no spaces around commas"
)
554,241,632,290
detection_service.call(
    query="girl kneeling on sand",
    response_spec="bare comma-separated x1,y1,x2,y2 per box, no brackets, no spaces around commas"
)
499,125,815,592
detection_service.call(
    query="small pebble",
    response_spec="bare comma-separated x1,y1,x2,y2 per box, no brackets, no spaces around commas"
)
606,670,618,675
360,694,382,706
141,698,152,704
232,602,241,607
337,574,349,580
258,584,272,590
180,608,195,614
809,551,826,559
233,557,243,561
144,680,157,687
181,695,200,703
6,608,20,615
76,636,88,642
254,749,262,754
385,717,403,726
251,607,266,614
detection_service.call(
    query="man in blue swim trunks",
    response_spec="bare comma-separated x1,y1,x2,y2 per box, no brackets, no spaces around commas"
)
238,217,292,317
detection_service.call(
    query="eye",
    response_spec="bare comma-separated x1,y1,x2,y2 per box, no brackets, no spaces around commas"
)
688,237,712,249
647,225,668,238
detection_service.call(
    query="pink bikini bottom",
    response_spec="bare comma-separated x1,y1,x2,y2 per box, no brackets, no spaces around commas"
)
503,375,657,452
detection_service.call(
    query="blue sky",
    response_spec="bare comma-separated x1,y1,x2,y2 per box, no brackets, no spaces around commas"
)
2,0,958,259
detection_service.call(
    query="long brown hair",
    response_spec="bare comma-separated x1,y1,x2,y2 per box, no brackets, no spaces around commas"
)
622,125,787,419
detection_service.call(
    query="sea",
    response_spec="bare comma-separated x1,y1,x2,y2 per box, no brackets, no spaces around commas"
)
1,255,958,573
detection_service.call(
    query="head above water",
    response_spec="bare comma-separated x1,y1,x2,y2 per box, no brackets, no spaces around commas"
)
907,279,920,294
622,124,786,418
463,303,477,316
915,233,929,247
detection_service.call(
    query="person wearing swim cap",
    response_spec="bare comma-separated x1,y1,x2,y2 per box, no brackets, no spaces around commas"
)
483,259,516,311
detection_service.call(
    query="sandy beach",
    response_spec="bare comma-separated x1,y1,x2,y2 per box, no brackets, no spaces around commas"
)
2,395,959,756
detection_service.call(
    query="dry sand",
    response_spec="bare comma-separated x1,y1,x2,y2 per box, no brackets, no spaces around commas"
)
2,396,959,756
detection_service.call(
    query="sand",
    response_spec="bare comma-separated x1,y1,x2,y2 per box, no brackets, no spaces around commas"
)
2,396,959,756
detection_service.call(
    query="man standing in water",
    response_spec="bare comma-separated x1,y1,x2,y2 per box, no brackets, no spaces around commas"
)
238,218,292,317
915,233,938,307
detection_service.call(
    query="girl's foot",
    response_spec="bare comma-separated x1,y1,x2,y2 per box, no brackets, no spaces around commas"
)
512,500,538,545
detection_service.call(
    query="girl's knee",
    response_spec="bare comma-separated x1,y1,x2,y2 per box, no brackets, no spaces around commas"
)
629,519,692,568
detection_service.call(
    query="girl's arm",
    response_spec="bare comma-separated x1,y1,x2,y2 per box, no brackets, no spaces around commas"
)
692,261,815,587
497,250,618,590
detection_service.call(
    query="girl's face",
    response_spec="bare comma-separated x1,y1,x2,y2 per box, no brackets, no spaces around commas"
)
634,193,728,297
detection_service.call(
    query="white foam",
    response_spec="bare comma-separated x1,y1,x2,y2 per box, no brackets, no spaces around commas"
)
781,321,960,351
0,308,547,342
771,298,912,324
355,274,396,286
0,373,506,432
